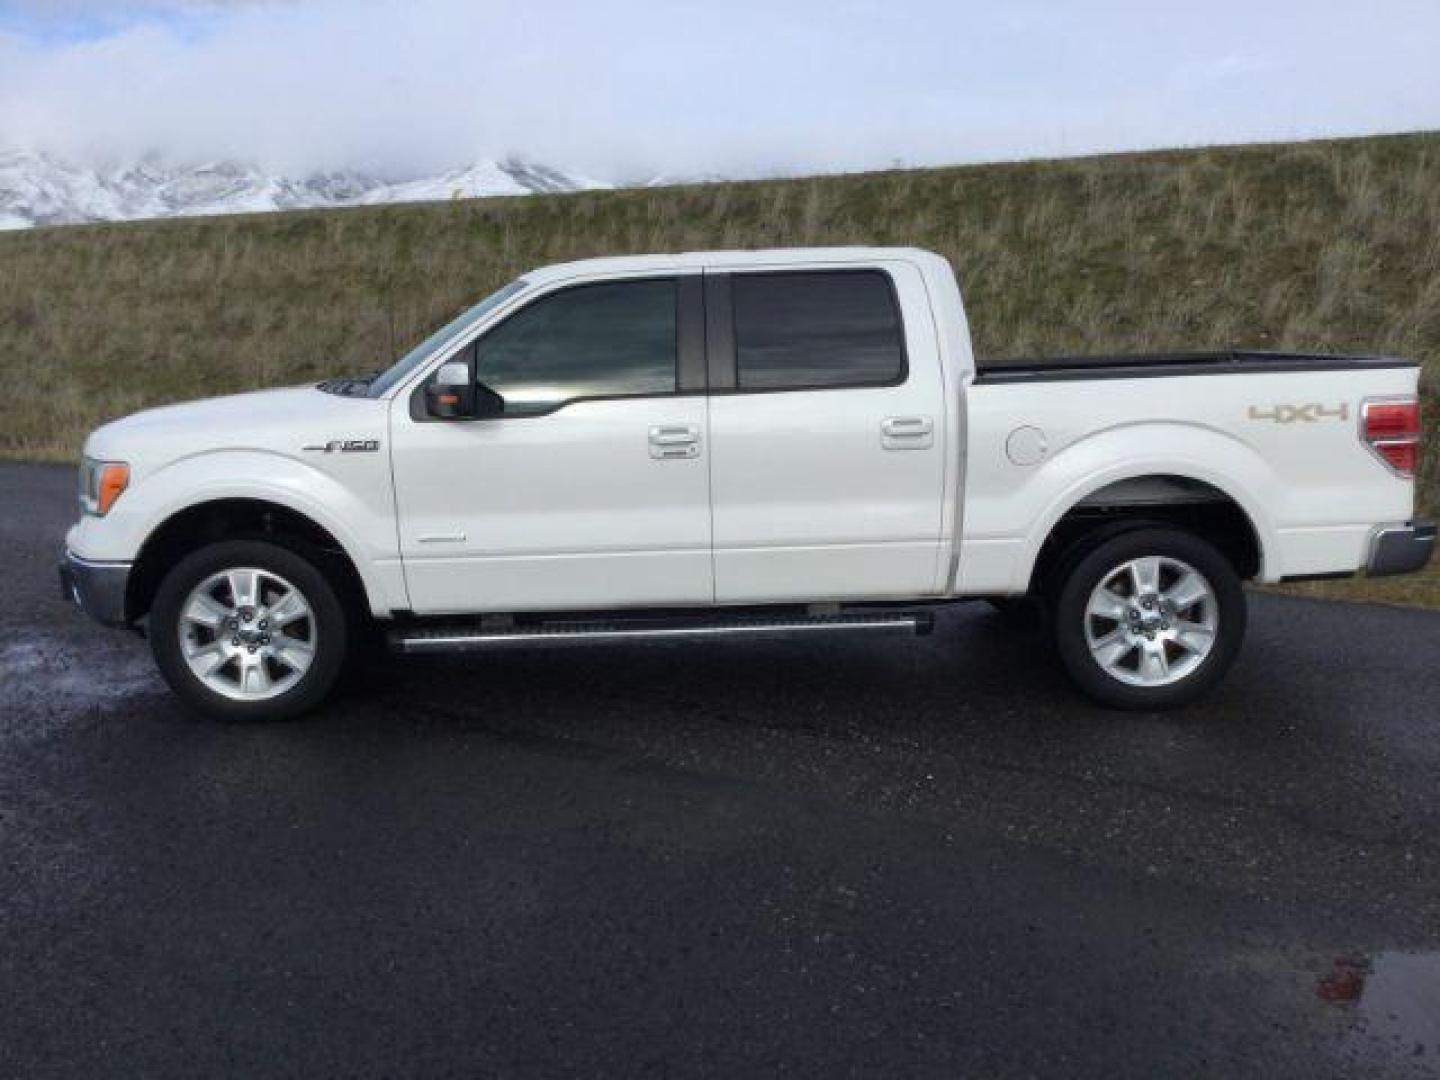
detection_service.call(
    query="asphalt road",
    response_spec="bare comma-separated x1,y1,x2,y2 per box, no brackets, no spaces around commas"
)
3,461,1439,1078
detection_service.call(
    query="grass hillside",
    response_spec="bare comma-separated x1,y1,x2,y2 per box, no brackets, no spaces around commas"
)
2,131,1436,604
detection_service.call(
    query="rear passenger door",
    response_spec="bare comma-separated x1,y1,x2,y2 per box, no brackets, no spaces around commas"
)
705,263,947,602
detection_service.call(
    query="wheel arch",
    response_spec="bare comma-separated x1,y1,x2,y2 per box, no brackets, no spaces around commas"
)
1024,472,1269,600
126,497,373,626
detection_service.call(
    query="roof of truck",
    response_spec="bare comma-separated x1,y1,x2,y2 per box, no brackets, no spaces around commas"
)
521,247,947,286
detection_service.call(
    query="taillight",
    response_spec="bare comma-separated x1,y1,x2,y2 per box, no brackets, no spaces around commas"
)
1361,397,1421,478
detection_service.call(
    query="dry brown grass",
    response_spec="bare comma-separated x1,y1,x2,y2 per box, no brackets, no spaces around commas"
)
2,130,1437,602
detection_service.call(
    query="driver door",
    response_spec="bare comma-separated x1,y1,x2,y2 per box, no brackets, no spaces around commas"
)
388,274,713,614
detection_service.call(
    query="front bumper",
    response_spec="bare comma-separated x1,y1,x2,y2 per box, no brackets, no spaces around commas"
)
58,550,132,627
1367,521,1437,577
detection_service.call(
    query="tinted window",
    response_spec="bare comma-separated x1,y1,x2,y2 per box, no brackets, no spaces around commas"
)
731,270,905,390
476,279,677,415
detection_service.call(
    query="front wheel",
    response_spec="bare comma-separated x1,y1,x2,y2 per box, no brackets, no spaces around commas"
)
149,539,350,720
1052,527,1246,710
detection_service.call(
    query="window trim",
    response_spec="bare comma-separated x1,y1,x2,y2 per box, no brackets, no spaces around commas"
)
707,267,911,396
408,274,700,422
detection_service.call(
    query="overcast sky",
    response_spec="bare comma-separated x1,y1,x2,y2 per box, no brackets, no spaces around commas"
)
1,0,1438,180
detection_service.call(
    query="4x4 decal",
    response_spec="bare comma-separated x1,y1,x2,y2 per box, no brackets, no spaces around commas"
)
1247,403,1349,424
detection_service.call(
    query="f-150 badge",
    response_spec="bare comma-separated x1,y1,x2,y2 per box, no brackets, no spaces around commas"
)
302,438,381,453
1247,404,1349,424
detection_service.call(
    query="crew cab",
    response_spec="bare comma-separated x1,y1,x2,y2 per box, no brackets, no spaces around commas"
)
60,247,1434,718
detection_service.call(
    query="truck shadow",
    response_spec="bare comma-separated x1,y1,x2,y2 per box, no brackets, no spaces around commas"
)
339,603,1274,748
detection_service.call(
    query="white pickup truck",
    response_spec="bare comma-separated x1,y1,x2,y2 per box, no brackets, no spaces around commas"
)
61,247,1433,719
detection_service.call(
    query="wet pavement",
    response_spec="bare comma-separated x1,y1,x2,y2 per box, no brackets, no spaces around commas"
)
2,460,1438,1078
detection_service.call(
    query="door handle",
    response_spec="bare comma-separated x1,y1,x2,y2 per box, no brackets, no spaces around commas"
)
649,425,701,459
881,416,934,449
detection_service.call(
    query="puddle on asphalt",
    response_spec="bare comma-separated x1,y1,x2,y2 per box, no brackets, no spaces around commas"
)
0,634,157,721
1318,951,1440,1062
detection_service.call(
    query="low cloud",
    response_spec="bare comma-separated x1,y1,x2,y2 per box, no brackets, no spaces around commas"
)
2,0,1438,181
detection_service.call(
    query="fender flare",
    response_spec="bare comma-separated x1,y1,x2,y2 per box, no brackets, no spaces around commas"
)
125,450,403,616
1016,423,1278,589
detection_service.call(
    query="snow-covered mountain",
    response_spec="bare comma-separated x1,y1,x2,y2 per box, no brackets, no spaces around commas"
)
354,159,607,206
639,170,732,188
0,149,611,230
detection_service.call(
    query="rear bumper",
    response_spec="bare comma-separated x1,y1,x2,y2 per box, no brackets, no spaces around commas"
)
58,551,131,627
1367,521,1437,577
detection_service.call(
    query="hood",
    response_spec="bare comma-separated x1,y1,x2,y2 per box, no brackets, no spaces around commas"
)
83,385,388,477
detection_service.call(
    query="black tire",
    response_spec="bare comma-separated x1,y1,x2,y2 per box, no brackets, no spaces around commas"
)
149,539,350,721
1052,527,1246,710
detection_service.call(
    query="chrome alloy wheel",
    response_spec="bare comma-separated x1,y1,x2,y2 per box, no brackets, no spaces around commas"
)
177,567,317,701
1083,555,1218,688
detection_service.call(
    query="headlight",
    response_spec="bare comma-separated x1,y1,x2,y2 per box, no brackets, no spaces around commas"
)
80,457,130,516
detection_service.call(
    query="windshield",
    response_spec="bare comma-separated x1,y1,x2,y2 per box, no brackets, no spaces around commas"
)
366,279,528,397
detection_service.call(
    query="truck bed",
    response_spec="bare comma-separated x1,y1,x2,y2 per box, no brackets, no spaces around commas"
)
973,350,1416,384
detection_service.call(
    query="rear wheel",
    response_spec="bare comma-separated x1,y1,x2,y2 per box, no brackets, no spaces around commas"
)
149,539,349,720
1053,527,1245,710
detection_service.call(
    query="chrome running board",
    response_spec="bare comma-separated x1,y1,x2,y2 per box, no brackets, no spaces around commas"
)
389,610,933,654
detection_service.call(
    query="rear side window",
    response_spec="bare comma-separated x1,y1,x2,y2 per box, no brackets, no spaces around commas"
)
476,278,677,416
731,270,905,391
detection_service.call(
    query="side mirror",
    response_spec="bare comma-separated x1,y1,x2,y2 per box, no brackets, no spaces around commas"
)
425,360,477,420
423,355,507,421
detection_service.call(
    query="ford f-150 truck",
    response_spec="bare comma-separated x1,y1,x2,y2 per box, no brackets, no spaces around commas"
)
61,247,1434,719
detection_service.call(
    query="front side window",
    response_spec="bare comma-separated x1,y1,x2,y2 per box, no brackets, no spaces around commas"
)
475,278,678,416
731,270,905,391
